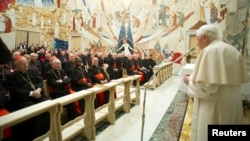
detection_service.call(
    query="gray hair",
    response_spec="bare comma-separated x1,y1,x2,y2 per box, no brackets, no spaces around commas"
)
196,24,219,41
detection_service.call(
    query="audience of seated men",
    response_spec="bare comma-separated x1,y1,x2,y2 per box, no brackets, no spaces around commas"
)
0,47,159,139
6,55,49,141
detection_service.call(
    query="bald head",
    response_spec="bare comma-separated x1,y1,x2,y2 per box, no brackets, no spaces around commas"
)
51,59,62,70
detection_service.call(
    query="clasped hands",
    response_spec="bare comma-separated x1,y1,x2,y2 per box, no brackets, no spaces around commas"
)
32,88,42,99
56,76,68,83
100,79,108,84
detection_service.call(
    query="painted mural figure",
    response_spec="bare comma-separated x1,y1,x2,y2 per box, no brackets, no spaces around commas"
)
0,14,6,33
132,15,140,33
117,37,134,56
200,0,211,24
159,6,169,26
18,4,24,15
32,12,37,26
40,15,44,29
154,40,161,52
54,21,59,38
161,44,170,60
177,11,185,41
0,14,12,33
72,11,82,32
244,16,250,57
6,4,16,28
61,10,67,25
210,3,218,24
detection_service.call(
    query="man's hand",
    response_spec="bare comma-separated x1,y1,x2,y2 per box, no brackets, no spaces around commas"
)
32,88,42,99
56,79,63,83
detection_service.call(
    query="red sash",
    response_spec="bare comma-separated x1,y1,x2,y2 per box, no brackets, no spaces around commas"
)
93,84,105,106
0,109,12,139
137,71,145,83
94,87,117,106
130,65,135,71
48,86,57,93
69,88,82,115
94,73,105,80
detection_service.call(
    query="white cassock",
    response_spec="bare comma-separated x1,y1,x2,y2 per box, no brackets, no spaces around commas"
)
187,40,250,141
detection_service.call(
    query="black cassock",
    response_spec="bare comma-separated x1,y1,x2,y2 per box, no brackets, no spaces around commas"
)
106,58,123,80
6,69,49,141
88,65,111,108
46,69,79,120
68,66,93,113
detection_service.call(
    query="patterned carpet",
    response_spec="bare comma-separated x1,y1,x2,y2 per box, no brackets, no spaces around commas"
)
72,91,189,141
149,91,189,141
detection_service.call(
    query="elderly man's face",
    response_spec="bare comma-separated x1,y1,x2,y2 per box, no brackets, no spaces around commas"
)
51,60,62,70
92,58,98,66
196,34,209,49
16,58,29,72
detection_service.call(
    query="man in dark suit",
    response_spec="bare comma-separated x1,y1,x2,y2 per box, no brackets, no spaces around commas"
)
88,57,110,108
68,57,93,114
106,53,122,80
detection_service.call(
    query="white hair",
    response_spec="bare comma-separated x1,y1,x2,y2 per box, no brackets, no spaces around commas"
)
51,59,61,64
196,24,219,41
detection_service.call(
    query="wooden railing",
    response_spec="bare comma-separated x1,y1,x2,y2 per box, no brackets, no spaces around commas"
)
144,48,195,89
0,75,141,141
144,62,173,89
0,100,60,141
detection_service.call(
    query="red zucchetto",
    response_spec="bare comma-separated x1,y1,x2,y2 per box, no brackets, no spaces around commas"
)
13,55,26,65
50,56,58,62
13,55,24,62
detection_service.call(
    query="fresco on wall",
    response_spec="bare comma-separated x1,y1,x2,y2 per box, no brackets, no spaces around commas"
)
222,0,250,57
0,0,249,60
0,1,16,33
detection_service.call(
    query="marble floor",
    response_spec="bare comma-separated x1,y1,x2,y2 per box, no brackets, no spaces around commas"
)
92,74,250,141
94,75,181,141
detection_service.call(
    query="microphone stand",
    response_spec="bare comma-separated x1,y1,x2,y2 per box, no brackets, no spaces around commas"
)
140,48,195,141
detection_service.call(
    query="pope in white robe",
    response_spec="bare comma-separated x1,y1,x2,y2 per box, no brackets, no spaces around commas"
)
183,24,250,141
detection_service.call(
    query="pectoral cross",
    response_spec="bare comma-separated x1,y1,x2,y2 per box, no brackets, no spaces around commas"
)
31,84,36,90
